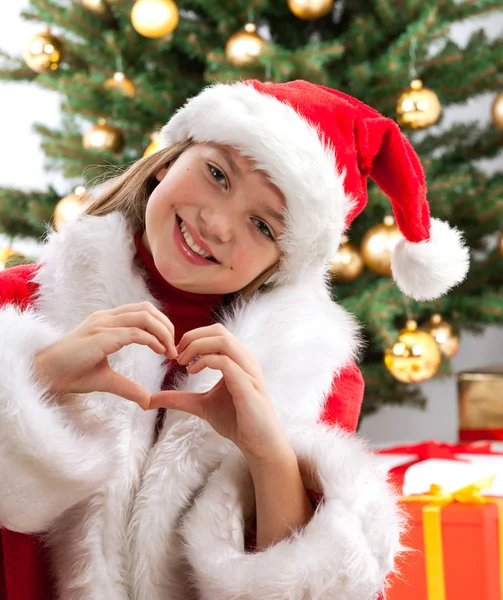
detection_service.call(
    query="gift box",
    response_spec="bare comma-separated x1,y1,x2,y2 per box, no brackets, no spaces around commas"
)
386,481,503,600
376,442,503,600
458,365,503,442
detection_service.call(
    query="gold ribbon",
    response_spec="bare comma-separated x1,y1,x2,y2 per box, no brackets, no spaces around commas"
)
402,476,503,600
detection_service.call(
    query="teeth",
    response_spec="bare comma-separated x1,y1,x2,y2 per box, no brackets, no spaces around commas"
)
179,220,213,259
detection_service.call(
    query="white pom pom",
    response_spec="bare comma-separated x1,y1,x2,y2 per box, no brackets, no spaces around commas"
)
391,218,470,300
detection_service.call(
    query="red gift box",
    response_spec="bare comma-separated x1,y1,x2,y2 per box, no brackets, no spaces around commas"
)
386,497,503,600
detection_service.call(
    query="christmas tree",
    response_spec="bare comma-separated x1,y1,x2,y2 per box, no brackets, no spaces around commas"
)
1,0,503,419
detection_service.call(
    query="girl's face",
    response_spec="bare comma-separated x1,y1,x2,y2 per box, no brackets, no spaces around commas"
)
142,143,285,295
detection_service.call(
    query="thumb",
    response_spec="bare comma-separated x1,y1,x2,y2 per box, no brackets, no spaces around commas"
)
150,390,205,418
100,370,151,410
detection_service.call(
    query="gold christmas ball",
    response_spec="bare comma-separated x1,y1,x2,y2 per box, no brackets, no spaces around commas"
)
361,215,403,276
397,79,442,129
131,0,179,38
385,320,442,383
83,118,125,153
82,0,109,13
225,23,267,67
498,231,503,258
53,186,87,232
421,313,460,358
23,30,63,73
143,133,161,157
0,248,25,270
105,72,135,98
287,0,334,20
329,237,364,282
491,92,503,132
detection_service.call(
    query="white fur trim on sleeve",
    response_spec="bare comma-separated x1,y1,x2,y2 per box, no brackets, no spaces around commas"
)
0,306,114,533
181,425,405,600
391,218,470,300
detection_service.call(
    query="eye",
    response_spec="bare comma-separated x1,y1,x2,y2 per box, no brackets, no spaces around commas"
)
252,218,275,241
208,164,228,188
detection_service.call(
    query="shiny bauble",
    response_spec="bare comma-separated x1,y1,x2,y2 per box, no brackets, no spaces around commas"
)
24,30,63,73
105,71,135,97
384,320,442,383
397,79,442,129
492,92,503,132
498,231,503,258
421,313,460,358
0,248,25,270
287,0,334,20
53,186,87,232
143,133,160,157
83,118,125,153
82,0,109,14
225,23,267,67
361,215,403,276
131,0,179,38
329,237,364,282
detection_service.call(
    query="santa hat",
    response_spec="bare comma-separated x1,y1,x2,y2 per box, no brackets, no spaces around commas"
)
160,80,469,300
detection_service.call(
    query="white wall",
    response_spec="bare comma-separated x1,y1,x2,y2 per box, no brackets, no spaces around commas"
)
1,2,503,443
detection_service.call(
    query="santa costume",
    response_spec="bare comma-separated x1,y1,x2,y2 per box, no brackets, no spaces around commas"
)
0,80,469,600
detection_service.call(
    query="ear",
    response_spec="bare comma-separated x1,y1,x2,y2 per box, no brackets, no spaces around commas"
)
155,166,169,182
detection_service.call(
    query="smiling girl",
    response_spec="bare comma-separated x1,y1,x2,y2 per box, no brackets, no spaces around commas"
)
0,80,469,600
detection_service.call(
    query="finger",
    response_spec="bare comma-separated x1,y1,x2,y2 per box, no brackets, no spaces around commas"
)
107,303,176,355
177,335,257,375
98,327,167,356
176,323,226,355
99,369,151,410
186,353,252,397
149,390,204,417
106,312,177,358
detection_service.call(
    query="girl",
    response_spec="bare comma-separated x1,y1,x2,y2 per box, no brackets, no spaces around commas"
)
0,80,469,600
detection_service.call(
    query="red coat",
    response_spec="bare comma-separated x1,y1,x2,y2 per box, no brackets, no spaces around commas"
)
0,261,364,600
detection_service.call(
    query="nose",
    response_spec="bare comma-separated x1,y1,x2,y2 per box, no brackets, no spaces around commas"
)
199,207,233,244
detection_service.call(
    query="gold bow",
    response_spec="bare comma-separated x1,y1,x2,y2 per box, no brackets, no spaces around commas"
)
402,476,503,600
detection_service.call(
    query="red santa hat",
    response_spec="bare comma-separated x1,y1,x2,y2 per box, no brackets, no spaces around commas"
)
160,79,469,300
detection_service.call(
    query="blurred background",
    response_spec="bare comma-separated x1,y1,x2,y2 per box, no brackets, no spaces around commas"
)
1,0,503,445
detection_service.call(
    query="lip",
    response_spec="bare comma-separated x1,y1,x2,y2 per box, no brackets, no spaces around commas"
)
180,217,215,258
173,216,218,267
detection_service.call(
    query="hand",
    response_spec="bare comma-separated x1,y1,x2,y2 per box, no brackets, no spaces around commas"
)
33,302,177,409
149,324,289,461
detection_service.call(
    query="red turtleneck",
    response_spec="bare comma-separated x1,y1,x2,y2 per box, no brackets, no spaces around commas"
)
134,232,226,438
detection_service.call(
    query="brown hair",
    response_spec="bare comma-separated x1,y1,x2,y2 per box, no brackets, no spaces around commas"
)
84,141,280,300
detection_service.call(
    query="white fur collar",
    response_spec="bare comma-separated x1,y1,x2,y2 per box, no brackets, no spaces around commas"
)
34,211,360,424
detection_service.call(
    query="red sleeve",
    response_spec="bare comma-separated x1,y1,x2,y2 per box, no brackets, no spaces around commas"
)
319,360,364,434
0,264,39,310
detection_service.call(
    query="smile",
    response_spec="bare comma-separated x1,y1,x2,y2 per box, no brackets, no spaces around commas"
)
174,216,219,267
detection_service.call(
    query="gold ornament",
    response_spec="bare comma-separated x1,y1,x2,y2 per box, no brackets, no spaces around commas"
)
491,92,503,132
143,133,161,157
498,231,503,258
287,0,334,20
53,186,87,232
396,79,442,129
361,215,402,276
131,0,179,38
105,71,135,98
23,29,63,73
0,248,25,270
384,320,442,383
225,23,267,67
82,0,109,14
421,313,460,358
329,236,364,282
83,118,125,153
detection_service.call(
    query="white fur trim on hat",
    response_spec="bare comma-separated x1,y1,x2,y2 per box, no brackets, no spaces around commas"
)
391,218,470,300
160,82,352,286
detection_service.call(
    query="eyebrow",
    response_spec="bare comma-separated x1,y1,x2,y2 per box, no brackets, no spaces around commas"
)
217,147,242,178
216,147,285,227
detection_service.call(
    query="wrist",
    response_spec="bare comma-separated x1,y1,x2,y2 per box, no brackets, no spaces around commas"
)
244,438,297,475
